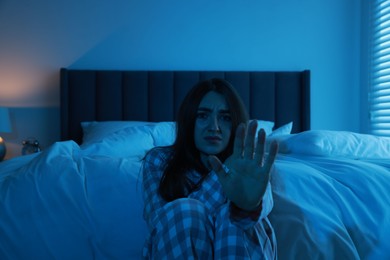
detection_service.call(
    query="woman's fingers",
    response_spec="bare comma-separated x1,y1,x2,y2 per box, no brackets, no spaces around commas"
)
254,129,278,173
233,121,258,159
263,140,278,174
232,123,278,170
254,128,266,165
232,123,246,158
243,120,258,159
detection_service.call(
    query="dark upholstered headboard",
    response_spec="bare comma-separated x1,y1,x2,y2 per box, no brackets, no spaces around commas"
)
60,69,310,144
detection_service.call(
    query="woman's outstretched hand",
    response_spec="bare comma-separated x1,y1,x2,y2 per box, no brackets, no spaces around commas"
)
208,120,278,211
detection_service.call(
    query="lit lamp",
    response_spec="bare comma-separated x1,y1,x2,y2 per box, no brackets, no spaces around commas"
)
0,107,11,161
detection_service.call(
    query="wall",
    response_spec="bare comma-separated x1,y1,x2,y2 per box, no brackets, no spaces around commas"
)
0,0,361,159
360,0,370,134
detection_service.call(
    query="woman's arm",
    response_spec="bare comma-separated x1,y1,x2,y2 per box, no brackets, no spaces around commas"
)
229,182,274,230
142,148,170,230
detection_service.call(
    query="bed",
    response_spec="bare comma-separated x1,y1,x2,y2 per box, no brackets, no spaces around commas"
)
1,69,389,259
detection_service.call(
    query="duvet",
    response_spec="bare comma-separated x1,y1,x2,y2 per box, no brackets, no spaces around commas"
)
0,130,389,259
0,142,147,259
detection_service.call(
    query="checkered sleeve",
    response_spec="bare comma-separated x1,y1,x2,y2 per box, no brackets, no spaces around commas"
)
229,182,274,230
142,148,172,231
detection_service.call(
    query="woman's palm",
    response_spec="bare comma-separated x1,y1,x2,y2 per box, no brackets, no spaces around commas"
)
208,121,278,211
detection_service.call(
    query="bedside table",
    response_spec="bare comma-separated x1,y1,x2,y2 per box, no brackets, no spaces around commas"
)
22,138,41,155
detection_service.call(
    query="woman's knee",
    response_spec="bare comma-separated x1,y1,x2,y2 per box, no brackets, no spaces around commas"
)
149,198,214,258
162,198,210,229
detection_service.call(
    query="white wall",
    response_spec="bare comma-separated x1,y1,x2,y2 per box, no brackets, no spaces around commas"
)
0,0,362,159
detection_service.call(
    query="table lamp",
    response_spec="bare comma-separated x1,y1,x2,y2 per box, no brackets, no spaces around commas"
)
0,107,11,161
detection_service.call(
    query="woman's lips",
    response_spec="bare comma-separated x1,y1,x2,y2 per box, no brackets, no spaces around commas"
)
204,136,222,142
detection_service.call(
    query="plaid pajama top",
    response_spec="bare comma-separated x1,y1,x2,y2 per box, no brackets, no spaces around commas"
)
142,147,277,259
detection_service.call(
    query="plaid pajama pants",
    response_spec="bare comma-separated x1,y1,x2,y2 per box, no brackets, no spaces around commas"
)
142,148,277,259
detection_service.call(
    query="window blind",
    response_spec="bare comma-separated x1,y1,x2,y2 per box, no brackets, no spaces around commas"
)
370,0,390,136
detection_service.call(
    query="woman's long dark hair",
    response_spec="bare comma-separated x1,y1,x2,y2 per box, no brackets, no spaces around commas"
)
159,78,249,202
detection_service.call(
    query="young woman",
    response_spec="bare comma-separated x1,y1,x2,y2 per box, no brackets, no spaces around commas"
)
142,78,278,259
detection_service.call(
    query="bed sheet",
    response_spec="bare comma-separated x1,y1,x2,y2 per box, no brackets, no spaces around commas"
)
0,141,147,259
270,154,390,259
0,141,389,259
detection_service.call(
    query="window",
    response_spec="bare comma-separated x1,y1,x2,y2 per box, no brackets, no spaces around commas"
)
369,0,390,136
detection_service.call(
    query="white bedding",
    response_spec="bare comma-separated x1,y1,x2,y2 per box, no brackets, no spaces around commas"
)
1,130,390,259
270,155,390,259
0,141,147,259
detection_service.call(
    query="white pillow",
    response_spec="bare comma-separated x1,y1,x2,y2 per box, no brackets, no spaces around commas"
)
150,122,176,146
81,121,174,145
270,122,293,136
81,122,176,159
278,130,390,159
252,120,275,136
83,120,274,145
264,122,293,152
80,119,278,158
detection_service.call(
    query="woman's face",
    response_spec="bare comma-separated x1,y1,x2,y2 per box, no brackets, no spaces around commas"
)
194,91,232,165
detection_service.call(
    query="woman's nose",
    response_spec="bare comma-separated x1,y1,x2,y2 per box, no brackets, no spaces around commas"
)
208,116,220,131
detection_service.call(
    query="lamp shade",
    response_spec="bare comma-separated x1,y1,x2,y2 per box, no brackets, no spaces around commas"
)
0,107,11,133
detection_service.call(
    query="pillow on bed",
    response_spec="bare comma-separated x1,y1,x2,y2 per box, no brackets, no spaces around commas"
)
252,120,275,136
81,119,278,157
80,122,176,159
270,122,293,136
83,120,274,145
264,122,293,151
81,121,174,145
278,130,390,159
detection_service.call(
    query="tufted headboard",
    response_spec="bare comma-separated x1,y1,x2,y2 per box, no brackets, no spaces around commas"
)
60,69,310,144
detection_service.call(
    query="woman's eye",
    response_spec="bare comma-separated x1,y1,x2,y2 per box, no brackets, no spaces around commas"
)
196,112,208,120
220,114,232,122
